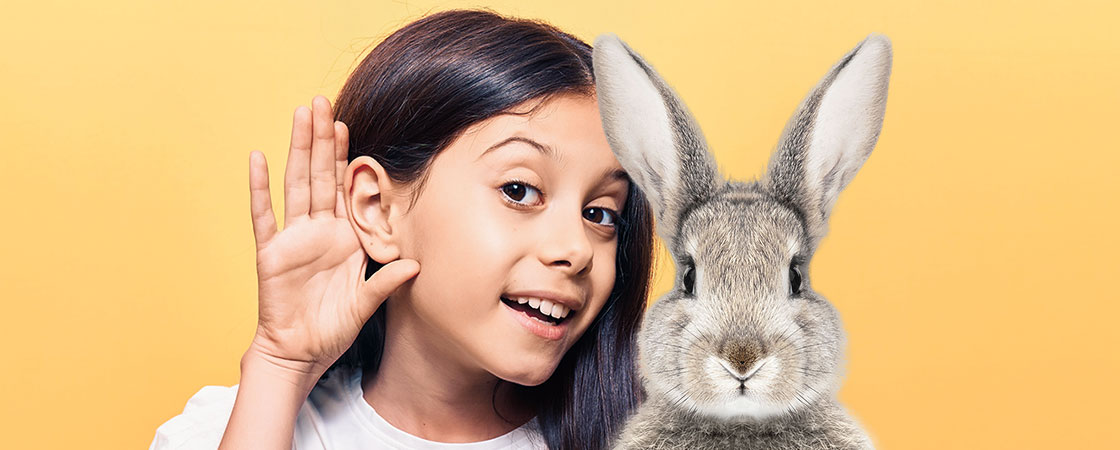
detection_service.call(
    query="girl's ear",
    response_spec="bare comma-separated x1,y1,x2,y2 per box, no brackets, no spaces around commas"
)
344,156,407,263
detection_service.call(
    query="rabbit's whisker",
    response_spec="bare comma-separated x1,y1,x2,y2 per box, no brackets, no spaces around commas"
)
772,324,801,354
663,382,694,414
649,365,687,376
791,340,836,353
654,341,695,353
794,391,813,410
680,327,708,346
802,383,822,398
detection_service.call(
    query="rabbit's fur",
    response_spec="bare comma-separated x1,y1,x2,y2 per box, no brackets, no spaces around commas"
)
591,33,891,450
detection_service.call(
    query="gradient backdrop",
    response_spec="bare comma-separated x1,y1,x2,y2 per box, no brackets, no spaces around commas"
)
2,0,1117,448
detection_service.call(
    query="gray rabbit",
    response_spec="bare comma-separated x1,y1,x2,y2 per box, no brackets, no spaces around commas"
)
591,33,891,450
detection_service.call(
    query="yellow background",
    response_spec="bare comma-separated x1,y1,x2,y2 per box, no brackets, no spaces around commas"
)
2,0,1117,448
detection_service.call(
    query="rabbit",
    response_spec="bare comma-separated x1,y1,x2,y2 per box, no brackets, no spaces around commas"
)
590,32,891,450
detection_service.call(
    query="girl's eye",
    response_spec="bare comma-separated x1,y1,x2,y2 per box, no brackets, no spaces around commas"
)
583,207,619,228
500,181,542,206
500,180,619,233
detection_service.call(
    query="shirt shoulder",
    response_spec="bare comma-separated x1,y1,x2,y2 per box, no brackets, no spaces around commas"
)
149,384,241,450
149,382,330,450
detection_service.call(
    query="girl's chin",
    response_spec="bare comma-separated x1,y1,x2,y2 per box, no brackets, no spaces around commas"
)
491,357,563,387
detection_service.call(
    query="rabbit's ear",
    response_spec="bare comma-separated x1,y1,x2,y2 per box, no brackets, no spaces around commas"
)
593,33,722,246
764,34,892,249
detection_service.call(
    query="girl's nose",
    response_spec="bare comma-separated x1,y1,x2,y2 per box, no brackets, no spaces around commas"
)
537,208,594,277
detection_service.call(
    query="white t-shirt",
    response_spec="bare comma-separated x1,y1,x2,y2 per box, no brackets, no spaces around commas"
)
150,366,547,449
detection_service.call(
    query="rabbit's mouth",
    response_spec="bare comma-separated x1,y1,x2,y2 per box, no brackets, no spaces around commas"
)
500,296,569,326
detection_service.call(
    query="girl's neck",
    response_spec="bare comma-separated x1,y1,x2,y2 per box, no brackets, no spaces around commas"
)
361,299,535,443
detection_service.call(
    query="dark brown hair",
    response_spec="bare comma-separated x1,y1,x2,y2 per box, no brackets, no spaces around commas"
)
326,9,655,449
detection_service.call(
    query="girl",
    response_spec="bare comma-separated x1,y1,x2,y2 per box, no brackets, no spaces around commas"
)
150,9,655,450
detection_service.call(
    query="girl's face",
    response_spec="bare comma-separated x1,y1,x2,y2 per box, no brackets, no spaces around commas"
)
390,93,629,385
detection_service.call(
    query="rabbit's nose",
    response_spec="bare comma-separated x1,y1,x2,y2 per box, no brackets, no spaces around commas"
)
721,341,764,379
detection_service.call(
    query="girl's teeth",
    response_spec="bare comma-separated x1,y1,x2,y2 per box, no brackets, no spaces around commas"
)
504,296,572,321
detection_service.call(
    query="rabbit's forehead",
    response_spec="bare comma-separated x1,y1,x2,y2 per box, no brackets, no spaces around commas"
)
681,196,808,266
665,197,820,345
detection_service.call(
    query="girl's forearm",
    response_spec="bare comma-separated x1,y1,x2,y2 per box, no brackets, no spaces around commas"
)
218,349,322,450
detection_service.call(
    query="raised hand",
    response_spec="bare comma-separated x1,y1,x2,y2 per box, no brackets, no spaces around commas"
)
245,95,419,380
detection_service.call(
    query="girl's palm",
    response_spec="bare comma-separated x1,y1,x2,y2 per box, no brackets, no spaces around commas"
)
246,96,419,377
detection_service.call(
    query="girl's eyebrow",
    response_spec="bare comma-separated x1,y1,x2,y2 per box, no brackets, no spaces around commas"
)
476,136,557,162
600,167,629,184
479,135,630,186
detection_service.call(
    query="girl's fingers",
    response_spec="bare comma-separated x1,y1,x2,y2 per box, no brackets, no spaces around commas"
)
284,105,313,226
354,258,420,323
333,120,349,218
249,151,278,250
309,95,337,219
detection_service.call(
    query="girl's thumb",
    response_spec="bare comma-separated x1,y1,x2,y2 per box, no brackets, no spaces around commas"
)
355,258,420,321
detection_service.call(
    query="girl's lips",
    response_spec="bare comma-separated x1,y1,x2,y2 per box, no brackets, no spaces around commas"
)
500,298,568,341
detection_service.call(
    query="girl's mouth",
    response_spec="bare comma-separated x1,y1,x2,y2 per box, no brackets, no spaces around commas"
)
500,296,571,326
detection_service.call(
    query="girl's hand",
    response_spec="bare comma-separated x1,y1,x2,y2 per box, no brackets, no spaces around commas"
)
244,95,419,382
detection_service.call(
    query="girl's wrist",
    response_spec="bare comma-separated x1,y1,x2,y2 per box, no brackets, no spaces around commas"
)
220,345,319,450
241,341,326,395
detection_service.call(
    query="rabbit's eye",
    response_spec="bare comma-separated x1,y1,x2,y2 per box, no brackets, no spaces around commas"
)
789,263,803,296
683,261,696,295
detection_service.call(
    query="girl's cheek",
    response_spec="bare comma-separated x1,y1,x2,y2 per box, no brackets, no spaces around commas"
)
466,203,522,257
